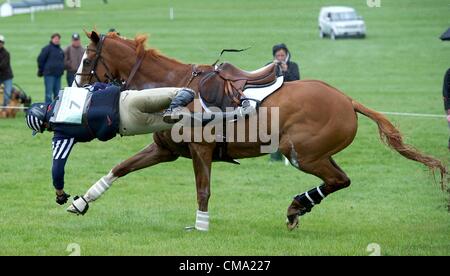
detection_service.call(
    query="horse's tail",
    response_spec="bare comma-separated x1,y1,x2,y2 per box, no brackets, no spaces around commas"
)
352,100,447,189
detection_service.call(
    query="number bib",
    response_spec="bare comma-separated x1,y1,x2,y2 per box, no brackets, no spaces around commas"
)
50,87,90,125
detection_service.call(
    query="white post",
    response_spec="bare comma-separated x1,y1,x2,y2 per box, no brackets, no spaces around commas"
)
169,7,174,20
30,7,35,22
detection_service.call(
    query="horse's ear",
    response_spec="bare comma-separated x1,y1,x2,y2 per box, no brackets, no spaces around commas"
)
90,31,100,44
83,29,90,39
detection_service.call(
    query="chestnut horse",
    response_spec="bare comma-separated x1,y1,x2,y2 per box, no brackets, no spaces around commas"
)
77,31,446,230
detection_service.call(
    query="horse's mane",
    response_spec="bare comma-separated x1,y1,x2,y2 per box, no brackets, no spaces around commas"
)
105,32,183,65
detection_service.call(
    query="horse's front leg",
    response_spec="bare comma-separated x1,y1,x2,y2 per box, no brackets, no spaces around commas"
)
188,143,214,231
67,142,178,215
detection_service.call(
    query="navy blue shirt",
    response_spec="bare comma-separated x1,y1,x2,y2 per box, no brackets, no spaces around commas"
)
48,83,121,190
37,42,65,76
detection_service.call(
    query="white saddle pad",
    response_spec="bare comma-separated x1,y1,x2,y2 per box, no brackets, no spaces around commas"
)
199,76,284,112
243,75,284,108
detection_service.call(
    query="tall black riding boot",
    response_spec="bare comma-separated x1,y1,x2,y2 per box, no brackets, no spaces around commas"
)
162,88,196,123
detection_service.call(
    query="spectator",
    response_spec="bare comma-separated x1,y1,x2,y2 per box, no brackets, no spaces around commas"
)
272,43,300,81
0,34,13,109
64,33,85,86
269,43,300,161
108,28,120,36
37,33,65,104
443,68,450,150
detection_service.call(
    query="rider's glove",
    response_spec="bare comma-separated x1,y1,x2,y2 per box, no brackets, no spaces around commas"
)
56,192,70,205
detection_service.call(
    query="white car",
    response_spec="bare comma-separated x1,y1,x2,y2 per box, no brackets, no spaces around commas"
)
318,6,366,40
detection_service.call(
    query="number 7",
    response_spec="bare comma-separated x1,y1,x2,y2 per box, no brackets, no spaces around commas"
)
70,100,81,110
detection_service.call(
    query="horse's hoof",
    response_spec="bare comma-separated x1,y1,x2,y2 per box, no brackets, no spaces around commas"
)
66,196,89,216
286,215,299,231
184,226,209,232
66,205,81,215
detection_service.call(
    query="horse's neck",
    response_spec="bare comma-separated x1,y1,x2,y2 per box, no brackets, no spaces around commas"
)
131,55,193,89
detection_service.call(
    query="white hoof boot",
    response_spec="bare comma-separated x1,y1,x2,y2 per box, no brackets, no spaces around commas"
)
67,196,89,216
195,210,209,231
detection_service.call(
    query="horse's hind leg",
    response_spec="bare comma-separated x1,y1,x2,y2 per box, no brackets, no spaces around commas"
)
284,157,351,230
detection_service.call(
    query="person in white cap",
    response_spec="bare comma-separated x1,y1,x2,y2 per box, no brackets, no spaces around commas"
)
0,34,14,110
64,33,85,86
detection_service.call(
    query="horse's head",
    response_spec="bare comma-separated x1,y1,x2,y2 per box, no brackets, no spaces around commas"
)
77,31,111,86
75,30,191,89
77,30,144,87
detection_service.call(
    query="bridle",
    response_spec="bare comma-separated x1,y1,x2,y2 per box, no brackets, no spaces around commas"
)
74,35,117,87
74,34,145,89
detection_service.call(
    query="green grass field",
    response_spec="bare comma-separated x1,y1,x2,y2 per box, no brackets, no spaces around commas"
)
0,0,449,256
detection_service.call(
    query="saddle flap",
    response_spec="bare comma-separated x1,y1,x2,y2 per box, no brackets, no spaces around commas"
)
217,62,279,83
197,62,283,111
198,72,239,111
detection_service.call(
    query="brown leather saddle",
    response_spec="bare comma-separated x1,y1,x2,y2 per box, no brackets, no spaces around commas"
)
198,62,281,111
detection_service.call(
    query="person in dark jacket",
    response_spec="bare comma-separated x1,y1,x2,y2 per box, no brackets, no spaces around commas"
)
272,43,300,82
0,34,14,108
443,68,450,150
270,43,300,161
25,83,195,207
37,33,65,104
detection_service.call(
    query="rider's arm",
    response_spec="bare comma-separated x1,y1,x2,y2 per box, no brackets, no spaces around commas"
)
52,136,76,191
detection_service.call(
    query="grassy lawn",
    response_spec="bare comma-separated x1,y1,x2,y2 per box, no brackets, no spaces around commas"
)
0,0,448,255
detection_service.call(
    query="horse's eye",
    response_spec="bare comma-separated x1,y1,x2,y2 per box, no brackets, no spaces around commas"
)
83,59,91,66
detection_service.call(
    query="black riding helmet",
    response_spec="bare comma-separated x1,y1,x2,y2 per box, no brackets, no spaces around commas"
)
26,103,49,136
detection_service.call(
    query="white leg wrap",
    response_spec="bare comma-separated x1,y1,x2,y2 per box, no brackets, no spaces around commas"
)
195,210,209,231
84,171,118,202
